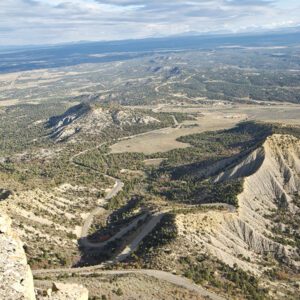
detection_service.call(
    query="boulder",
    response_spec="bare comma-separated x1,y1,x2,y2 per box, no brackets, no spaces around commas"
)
36,282,89,300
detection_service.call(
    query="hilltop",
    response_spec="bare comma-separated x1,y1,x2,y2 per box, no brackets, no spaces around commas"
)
46,103,160,142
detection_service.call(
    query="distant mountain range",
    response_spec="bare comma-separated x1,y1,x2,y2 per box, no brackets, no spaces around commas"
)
0,27,299,73
172,25,300,37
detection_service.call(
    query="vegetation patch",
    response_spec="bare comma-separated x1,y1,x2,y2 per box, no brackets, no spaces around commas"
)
181,256,268,300
148,121,272,206
88,196,145,243
129,213,178,265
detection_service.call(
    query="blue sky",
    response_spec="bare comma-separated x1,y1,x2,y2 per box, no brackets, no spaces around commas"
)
0,0,299,45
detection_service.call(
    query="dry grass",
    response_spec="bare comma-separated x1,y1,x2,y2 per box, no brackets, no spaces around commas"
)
35,273,205,300
0,99,20,107
110,102,300,155
110,112,246,154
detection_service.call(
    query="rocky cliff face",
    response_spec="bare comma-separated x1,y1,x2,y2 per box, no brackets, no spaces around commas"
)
0,213,36,300
1,213,89,300
176,134,300,274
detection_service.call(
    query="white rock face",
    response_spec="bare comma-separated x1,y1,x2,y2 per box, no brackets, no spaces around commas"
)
36,282,88,300
176,134,300,274
0,213,89,300
0,213,36,300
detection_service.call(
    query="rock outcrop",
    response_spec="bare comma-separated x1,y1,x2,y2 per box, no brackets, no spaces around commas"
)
46,103,159,142
0,188,12,200
36,282,88,300
0,213,36,300
1,213,89,300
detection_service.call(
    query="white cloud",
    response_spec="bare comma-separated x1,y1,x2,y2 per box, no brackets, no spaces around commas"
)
0,0,299,45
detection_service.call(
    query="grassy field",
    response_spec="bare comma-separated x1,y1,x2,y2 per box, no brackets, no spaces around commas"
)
110,112,246,154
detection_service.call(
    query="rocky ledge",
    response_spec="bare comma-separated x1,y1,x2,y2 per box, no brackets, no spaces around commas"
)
36,282,88,300
0,212,89,300
0,213,36,300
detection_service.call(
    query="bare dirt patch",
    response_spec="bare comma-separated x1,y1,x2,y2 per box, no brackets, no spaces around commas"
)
35,273,205,300
0,99,20,107
144,158,165,166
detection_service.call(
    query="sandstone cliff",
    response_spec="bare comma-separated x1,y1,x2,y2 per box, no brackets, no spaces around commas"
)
0,213,89,300
0,213,36,300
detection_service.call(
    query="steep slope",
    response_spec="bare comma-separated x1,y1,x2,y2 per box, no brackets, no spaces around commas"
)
0,186,108,270
0,213,36,300
176,134,300,274
46,103,159,142
0,213,89,300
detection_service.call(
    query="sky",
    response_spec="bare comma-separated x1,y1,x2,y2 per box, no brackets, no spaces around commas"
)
0,0,299,46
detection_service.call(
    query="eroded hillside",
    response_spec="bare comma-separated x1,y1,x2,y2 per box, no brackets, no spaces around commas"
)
178,134,300,268
1,36,300,300
129,132,300,299
0,186,106,269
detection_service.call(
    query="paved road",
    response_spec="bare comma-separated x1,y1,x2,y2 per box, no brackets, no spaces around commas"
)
69,143,125,245
114,212,165,262
79,178,124,241
71,141,235,256
33,268,224,300
80,207,106,240
104,178,124,200
54,120,230,300
81,213,148,249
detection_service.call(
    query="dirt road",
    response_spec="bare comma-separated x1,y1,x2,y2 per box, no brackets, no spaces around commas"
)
33,268,225,300
58,118,231,300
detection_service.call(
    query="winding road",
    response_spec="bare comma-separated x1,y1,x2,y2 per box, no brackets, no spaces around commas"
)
81,212,148,250
113,212,165,262
79,178,124,244
69,142,125,246
69,133,166,257
36,115,226,300
33,268,224,300
71,115,180,249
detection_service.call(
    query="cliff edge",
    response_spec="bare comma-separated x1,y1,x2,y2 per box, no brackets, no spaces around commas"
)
0,213,36,300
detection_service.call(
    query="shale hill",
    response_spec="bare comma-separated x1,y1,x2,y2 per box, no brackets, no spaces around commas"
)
184,133,300,274
140,131,300,298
